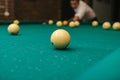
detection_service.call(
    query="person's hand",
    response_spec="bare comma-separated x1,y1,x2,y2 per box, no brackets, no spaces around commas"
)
68,16,80,22
68,18,73,22
73,16,80,21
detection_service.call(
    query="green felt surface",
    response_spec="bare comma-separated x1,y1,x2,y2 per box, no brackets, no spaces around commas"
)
76,48,120,80
0,23,120,80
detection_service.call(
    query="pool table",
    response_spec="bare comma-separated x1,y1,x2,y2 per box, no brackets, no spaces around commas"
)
0,21,120,80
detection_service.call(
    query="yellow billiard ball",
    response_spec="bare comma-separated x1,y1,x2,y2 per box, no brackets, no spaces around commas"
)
69,21,75,28
63,20,68,26
50,29,71,49
56,21,63,27
112,22,120,30
48,20,54,25
74,21,80,27
92,20,98,27
8,24,20,35
13,20,20,25
102,21,111,30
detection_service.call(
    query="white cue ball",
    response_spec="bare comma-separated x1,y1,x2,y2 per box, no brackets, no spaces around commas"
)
56,21,63,27
92,21,98,27
50,29,71,49
112,22,120,30
69,21,75,28
8,24,20,35
102,22,111,30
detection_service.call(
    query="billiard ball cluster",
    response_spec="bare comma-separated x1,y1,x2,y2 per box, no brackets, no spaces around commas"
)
48,20,120,31
104,22,120,30
6,19,120,50
92,21,120,30
8,20,20,35
48,20,80,28
49,20,120,50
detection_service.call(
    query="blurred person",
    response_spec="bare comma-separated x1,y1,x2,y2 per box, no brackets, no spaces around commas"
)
70,0,98,21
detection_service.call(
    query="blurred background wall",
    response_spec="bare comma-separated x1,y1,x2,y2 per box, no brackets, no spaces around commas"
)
14,0,61,20
93,0,112,21
0,0,120,21
93,0,120,21
0,0,14,20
